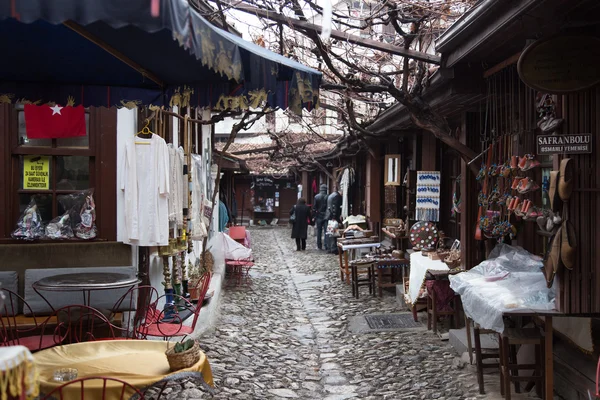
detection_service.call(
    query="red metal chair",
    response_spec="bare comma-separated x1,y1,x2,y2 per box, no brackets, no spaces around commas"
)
0,288,57,352
228,225,247,243
143,273,211,339
52,305,117,343
39,376,145,400
225,228,254,286
109,285,160,340
596,355,599,398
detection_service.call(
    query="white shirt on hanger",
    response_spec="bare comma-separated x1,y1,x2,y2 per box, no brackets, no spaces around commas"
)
121,134,170,246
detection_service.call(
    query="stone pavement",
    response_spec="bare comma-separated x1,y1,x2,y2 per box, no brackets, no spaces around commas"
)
169,227,538,400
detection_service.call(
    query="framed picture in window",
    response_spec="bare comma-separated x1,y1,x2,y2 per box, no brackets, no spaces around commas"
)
384,154,401,186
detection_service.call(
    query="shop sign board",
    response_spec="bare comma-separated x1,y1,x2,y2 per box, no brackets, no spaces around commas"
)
254,176,274,188
23,155,50,190
517,35,600,94
536,134,592,155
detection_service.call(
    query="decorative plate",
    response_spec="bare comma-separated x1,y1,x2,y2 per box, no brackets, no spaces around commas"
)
409,221,439,250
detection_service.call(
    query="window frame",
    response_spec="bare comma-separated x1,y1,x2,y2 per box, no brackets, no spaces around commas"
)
0,104,117,242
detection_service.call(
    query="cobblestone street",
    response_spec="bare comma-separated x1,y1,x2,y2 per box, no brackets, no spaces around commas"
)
193,226,516,400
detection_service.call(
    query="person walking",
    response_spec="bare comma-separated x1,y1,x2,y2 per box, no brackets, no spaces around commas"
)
290,198,312,251
312,184,329,250
325,187,343,254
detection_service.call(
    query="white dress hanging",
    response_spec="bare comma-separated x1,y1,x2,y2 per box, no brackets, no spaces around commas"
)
121,134,170,246
167,144,185,227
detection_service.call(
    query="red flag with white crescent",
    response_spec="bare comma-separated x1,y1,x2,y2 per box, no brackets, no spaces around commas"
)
24,104,86,139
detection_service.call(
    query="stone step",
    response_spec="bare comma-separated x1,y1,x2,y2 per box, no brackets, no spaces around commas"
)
448,327,499,356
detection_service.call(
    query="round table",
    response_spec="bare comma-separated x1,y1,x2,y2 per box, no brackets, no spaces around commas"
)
32,272,141,309
34,340,213,399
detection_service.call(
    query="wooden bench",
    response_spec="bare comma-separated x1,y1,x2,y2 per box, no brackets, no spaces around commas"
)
2,312,124,329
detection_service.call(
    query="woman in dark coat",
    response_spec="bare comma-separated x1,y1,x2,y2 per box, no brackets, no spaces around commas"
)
290,198,312,251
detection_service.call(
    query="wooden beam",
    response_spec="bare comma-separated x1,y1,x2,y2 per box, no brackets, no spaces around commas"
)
443,0,538,67
231,140,313,155
222,2,441,65
483,51,521,78
63,21,165,88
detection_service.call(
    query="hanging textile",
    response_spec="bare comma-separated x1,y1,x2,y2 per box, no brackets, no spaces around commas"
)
168,144,185,227
218,201,229,232
416,171,440,222
190,154,207,240
340,168,353,220
121,134,170,246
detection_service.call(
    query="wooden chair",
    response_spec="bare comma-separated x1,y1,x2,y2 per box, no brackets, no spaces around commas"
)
40,376,145,400
376,259,409,297
466,318,501,395
349,260,375,299
425,279,460,333
499,328,545,399
0,288,57,352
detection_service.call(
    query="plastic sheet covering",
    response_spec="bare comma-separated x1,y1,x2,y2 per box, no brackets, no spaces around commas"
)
449,243,555,333
208,232,252,262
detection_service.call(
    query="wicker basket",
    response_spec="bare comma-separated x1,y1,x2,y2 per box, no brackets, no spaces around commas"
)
165,341,201,371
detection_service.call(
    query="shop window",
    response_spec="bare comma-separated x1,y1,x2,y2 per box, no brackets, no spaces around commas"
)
14,107,93,227
0,105,118,240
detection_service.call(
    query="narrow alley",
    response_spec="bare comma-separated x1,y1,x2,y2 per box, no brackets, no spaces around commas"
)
198,227,498,400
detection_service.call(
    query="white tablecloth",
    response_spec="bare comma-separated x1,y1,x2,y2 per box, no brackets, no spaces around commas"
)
340,242,381,251
407,252,448,305
0,345,38,399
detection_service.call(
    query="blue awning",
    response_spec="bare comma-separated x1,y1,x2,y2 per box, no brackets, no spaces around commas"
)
0,0,321,112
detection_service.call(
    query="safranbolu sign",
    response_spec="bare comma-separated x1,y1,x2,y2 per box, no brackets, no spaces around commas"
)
537,134,592,155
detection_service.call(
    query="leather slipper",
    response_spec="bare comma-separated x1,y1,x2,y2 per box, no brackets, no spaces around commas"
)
544,226,562,288
558,158,574,202
548,170,560,211
561,219,577,270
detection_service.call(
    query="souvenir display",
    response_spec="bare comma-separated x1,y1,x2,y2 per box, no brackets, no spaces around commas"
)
45,213,74,240
409,221,439,250
11,199,44,240
475,150,547,242
74,191,97,239
416,171,440,222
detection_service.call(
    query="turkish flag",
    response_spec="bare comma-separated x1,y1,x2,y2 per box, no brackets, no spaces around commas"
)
24,104,86,139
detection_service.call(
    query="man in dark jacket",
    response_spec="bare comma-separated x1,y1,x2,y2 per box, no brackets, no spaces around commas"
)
325,188,343,254
312,184,329,250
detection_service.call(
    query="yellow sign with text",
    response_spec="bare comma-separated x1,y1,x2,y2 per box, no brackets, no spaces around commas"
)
23,155,50,190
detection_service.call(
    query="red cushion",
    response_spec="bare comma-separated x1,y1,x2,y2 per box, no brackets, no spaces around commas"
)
145,323,193,337
228,226,246,240
18,335,56,351
226,260,254,266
